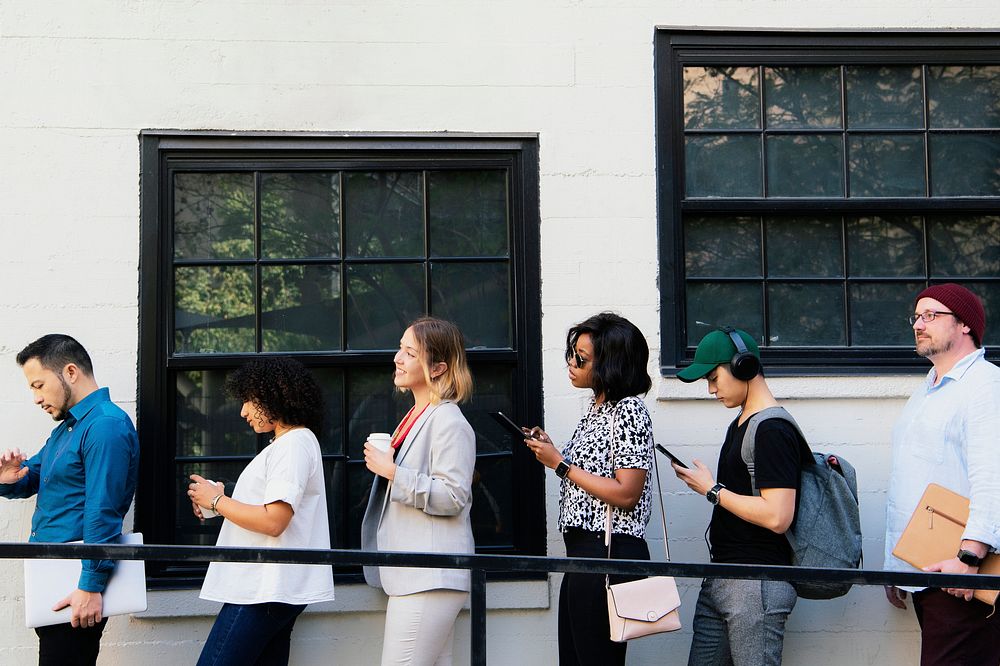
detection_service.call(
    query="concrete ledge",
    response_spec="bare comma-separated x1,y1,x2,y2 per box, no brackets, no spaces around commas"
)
134,577,552,620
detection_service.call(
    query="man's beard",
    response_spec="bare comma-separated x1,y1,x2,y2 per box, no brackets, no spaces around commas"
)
51,375,73,421
916,335,954,359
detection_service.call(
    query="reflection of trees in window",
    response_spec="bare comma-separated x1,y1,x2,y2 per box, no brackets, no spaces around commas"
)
683,66,760,129
174,173,254,260
928,215,1000,277
765,67,841,128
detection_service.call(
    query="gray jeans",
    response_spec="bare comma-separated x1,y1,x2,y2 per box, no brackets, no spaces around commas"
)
687,578,797,666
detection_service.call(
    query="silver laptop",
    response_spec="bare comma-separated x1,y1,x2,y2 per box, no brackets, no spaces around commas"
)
24,532,147,628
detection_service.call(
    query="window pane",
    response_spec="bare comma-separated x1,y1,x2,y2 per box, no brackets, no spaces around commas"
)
686,282,763,344
429,171,509,257
928,66,1000,128
684,216,761,278
471,456,514,548
176,460,253,545
173,173,254,260
846,215,925,277
848,135,926,197
312,368,345,456
766,216,843,278
174,266,255,354
768,283,845,346
765,67,842,129
431,262,511,349
683,66,760,129
685,135,762,197
262,265,342,352
346,263,425,350
929,134,1000,196
323,459,346,549
465,364,515,454
348,460,374,549
345,366,409,460
966,282,1000,347
850,282,924,346
344,172,424,257
928,215,1000,277
845,66,924,129
261,172,341,259
176,370,256,458
766,135,844,197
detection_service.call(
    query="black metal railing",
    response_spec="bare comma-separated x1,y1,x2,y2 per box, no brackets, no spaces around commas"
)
4,542,1000,666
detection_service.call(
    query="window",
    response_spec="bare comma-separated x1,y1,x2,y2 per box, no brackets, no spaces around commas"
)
138,132,543,584
656,31,1000,373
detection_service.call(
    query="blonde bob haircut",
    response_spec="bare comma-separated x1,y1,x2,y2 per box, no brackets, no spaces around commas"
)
404,316,473,404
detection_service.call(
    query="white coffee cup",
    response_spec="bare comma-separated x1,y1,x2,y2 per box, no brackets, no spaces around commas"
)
368,432,392,452
199,480,222,519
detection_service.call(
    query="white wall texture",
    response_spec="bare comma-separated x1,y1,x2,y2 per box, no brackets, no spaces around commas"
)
1,1,998,663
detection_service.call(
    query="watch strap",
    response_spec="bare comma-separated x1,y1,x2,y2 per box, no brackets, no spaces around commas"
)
958,548,984,567
555,460,571,479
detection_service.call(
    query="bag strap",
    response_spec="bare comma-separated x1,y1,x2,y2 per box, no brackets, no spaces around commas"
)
604,403,669,588
739,405,804,497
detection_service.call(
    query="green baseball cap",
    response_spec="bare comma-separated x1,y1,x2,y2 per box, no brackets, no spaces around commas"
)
676,328,760,383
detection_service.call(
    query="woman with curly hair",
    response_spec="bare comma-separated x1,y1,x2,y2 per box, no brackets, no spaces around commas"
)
361,317,476,666
187,357,335,666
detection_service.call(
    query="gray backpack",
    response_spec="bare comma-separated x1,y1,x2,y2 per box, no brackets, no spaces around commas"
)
741,406,862,600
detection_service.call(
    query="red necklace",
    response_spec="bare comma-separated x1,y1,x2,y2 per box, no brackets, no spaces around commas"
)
391,402,430,450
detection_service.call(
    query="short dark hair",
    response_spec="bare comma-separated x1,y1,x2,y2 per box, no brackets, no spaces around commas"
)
566,312,651,403
16,334,94,376
226,357,324,435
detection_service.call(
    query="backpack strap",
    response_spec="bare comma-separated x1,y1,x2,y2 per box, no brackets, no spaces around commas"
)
739,406,806,497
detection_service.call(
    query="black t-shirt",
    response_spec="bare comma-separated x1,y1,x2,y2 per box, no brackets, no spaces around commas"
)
707,416,806,565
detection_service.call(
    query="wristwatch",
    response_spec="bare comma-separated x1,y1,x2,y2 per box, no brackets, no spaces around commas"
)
957,549,984,567
555,460,571,479
706,482,726,505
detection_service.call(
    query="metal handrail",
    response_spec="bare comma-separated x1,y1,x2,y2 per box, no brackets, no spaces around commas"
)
4,542,998,666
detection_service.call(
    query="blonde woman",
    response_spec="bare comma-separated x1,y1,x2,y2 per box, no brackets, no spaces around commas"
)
361,317,476,666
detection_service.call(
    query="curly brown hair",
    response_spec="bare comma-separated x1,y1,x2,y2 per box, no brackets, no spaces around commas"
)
226,357,324,435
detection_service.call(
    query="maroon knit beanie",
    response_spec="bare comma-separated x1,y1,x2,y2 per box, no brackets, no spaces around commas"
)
915,283,986,346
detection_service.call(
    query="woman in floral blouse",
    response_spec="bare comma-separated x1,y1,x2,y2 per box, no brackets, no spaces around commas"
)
524,312,654,666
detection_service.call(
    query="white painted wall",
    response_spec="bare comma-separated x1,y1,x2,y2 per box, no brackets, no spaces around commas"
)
1,1,998,663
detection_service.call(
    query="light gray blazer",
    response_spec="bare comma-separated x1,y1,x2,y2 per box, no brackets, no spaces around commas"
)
361,400,476,596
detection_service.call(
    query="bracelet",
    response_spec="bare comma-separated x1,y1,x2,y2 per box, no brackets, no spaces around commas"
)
210,493,225,514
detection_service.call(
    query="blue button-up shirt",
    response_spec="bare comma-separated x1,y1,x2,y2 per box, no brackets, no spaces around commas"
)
0,388,139,592
884,348,1000,590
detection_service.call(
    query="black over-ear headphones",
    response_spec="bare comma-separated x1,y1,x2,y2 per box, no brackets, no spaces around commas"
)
722,327,760,381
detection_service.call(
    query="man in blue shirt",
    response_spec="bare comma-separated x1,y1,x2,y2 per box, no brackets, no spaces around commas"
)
883,284,1000,665
0,334,139,666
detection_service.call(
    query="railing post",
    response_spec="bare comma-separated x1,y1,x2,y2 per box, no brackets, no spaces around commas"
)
471,568,486,666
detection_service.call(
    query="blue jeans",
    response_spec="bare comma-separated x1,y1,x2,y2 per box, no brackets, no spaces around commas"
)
197,602,307,666
687,578,797,666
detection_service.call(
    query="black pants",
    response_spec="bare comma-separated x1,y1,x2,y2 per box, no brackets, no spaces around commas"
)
558,528,650,666
913,588,1000,666
35,619,108,666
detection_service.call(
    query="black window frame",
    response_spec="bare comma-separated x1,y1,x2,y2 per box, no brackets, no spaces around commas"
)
138,131,544,586
656,30,1000,375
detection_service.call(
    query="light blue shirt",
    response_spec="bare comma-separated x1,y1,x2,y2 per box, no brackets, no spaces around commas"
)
0,388,139,592
883,348,1000,589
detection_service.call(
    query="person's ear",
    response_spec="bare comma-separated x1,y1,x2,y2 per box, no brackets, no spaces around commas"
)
429,361,448,380
62,363,80,385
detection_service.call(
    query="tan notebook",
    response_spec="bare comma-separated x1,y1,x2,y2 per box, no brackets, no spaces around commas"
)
892,483,1000,606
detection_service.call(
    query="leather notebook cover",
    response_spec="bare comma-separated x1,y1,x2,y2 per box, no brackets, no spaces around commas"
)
892,483,999,606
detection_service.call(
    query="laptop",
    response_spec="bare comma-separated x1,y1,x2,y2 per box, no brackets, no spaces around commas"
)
24,532,147,628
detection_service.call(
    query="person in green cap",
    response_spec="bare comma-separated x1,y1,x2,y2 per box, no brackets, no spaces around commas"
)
672,327,809,666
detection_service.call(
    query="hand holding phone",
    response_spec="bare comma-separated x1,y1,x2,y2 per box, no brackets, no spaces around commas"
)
655,444,689,469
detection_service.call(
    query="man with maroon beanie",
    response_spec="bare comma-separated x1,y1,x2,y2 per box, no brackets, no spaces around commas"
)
883,283,1000,664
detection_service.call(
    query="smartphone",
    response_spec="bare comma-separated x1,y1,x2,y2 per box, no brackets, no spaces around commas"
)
491,411,529,439
655,444,689,469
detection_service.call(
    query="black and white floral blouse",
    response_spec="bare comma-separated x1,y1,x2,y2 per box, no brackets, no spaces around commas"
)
557,395,654,538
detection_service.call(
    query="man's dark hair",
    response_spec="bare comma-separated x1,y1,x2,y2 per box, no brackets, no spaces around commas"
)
226,357,325,435
16,334,94,376
566,312,651,403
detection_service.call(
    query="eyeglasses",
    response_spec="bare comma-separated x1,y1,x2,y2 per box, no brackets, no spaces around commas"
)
567,351,589,368
908,311,956,326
